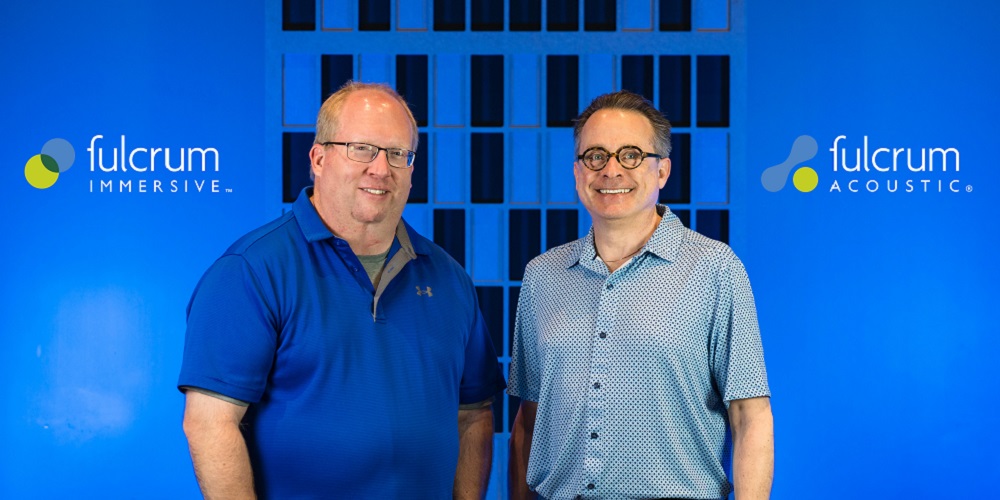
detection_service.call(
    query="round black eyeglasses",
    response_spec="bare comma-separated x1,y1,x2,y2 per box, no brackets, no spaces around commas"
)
577,145,663,171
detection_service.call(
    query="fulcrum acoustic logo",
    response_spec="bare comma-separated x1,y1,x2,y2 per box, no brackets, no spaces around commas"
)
762,134,971,194
24,135,231,195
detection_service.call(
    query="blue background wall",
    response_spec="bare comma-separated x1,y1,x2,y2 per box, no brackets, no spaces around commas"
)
2,0,997,497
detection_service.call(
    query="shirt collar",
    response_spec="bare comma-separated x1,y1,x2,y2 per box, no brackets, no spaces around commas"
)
293,186,424,257
565,205,684,269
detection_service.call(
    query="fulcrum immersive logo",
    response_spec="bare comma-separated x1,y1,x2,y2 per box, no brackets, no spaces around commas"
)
23,134,230,195
25,138,76,189
763,134,969,194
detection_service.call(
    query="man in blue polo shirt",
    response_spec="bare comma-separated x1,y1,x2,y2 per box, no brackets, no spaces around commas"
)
179,82,506,499
508,91,773,499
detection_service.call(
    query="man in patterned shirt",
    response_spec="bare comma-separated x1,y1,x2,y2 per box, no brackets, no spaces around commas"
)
508,90,773,500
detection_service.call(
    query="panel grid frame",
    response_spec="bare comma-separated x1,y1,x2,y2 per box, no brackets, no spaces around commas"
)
267,2,744,496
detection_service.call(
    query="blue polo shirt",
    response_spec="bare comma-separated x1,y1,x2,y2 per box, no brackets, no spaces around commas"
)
179,188,506,499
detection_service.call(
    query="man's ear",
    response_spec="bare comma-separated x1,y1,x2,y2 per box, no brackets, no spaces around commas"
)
309,144,325,179
657,157,671,189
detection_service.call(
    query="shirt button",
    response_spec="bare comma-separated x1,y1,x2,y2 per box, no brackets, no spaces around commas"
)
598,332,607,339
590,432,598,439
593,382,600,389
352,267,359,272
587,483,595,490
606,283,614,290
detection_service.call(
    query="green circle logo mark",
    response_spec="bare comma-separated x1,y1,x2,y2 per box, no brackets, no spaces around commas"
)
25,138,75,189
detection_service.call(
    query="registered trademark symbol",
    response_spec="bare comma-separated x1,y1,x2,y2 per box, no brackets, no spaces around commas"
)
966,185,973,193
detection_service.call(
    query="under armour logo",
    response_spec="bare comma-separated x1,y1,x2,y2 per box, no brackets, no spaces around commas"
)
416,286,433,297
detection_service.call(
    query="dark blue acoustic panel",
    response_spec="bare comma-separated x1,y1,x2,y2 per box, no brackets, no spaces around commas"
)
546,209,579,250
434,208,466,266
507,286,520,357
585,0,616,31
472,0,503,31
510,0,542,30
660,55,691,127
660,132,690,204
622,55,654,103
283,132,314,202
283,0,316,30
548,0,579,31
434,0,465,31
471,133,504,203
409,132,429,203
695,209,729,244
546,56,579,127
359,0,390,30
509,209,540,280
476,286,505,360
396,55,429,126
472,55,504,127
697,55,730,127
321,55,353,101
660,0,691,31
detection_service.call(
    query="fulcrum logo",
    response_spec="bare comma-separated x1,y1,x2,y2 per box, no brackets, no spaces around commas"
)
761,135,819,193
762,134,968,194
23,134,230,195
24,138,76,189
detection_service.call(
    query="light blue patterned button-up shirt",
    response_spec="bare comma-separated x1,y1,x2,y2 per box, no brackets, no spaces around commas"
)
508,205,770,499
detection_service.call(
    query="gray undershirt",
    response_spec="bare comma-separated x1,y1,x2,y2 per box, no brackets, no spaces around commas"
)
357,248,390,289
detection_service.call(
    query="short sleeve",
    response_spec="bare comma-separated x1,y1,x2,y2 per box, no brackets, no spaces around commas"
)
709,250,770,404
458,280,507,406
507,263,541,402
177,254,279,403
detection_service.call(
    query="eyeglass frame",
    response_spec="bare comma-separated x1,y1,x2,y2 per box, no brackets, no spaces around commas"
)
576,145,664,171
320,141,416,169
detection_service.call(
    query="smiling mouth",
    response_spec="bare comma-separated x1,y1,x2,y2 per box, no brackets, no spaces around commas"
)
597,188,632,194
361,188,388,195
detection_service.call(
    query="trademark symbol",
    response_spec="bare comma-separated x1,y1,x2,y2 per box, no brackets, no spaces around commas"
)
966,185,973,193
225,188,234,193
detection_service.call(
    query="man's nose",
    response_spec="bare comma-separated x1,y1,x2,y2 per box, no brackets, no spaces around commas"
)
601,155,627,175
367,150,392,176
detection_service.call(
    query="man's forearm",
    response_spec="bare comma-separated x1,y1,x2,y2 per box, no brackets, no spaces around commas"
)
183,391,256,499
508,401,538,500
454,406,494,500
731,397,774,500
187,425,256,499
